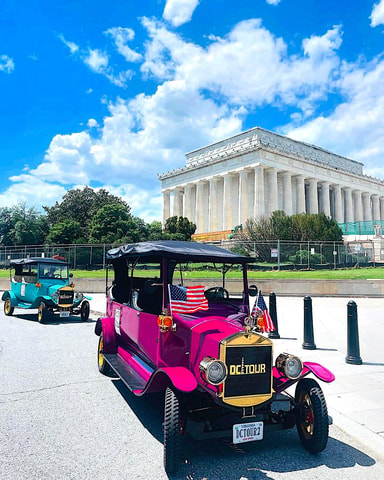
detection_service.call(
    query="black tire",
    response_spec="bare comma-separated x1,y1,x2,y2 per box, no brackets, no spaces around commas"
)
80,300,90,322
163,387,184,474
37,302,48,324
97,333,111,375
295,378,329,453
4,298,14,316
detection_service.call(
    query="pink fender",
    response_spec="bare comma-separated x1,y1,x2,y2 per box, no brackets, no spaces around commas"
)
100,316,118,354
303,362,335,383
133,366,198,396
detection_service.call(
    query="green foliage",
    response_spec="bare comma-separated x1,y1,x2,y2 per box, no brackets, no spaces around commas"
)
46,219,83,244
0,203,47,246
164,216,196,240
289,250,326,267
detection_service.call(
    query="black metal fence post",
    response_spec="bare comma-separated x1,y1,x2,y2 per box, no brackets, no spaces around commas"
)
302,296,316,350
345,300,363,365
268,292,280,339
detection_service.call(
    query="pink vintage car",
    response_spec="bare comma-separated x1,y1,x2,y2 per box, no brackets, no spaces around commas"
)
95,241,335,473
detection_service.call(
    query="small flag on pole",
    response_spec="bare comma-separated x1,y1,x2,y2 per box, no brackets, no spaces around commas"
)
251,290,275,333
168,285,209,314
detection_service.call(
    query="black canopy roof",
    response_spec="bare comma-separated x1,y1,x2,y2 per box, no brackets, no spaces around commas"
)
106,240,253,264
10,257,68,266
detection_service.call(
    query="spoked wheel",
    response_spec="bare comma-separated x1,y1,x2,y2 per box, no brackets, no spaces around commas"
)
80,300,90,322
4,298,14,316
37,302,49,324
295,378,329,453
163,387,185,474
97,333,111,375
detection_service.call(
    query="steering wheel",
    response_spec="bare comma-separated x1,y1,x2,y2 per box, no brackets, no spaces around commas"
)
205,286,229,299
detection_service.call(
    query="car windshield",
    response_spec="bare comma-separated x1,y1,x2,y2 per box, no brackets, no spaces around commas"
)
39,264,69,279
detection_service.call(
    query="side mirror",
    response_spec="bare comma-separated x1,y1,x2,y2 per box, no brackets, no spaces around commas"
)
69,273,73,278
249,285,258,297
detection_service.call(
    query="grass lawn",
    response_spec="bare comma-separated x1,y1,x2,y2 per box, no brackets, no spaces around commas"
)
2,267,384,280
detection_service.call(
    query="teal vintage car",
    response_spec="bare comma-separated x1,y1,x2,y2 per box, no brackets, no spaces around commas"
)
2,257,91,323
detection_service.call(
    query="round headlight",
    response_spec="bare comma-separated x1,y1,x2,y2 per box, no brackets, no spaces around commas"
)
275,353,303,380
200,357,228,385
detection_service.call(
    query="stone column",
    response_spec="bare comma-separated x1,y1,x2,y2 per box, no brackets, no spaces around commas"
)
380,197,384,221
353,190,363,222
296,176,306,214
362,193,372,222
372,194,380,222
282,172,293,215
195,181,207,233
320,182,331,217
209,177,220,232
344,187,354,223
333,184,343,223
162,190,171,226
254,165,265,219
239,169,250,225
184,184,193,221
308,179,318,214
173,187,183,217
268,168,278,214
223,174,234,230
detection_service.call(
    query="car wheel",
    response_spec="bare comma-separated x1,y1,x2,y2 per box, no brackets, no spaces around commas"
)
295,378,329,453
97,333,111,375
37,302,48,324
4,298,14,316
163,387,184,474
80,300,90,322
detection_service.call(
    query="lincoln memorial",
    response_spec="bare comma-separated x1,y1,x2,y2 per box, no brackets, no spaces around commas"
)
159,127,384,236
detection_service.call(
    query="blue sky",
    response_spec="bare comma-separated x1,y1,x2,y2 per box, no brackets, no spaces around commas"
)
1,0,384,221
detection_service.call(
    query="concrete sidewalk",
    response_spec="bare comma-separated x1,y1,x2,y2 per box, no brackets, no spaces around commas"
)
89,293,384,460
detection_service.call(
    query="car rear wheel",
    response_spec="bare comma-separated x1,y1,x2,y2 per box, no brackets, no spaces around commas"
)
295,378,329,453
80,300,90,322
37,302,48,324
163,387,184,474
97,333,111,375
4,298,14,316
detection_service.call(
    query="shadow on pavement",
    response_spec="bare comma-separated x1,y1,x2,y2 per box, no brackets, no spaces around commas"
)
112,379,377,480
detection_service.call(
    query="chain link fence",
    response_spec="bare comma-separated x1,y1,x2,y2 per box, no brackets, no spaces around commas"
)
0,238,383,271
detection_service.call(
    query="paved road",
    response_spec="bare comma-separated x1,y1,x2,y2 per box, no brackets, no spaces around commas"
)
1,304,384,479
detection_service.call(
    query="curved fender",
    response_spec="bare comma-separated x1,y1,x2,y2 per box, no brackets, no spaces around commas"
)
1,290,17,306
137,367,198,396
99,316,118,354
303,361,335,383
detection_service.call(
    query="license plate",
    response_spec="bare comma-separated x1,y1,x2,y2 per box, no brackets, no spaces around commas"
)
60,311,70,318
233,421,263,444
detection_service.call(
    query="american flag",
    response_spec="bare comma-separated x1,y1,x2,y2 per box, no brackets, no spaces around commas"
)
251,290,275,333
168,285,209,314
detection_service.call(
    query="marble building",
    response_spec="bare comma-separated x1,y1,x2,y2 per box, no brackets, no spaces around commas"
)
158,127,384,235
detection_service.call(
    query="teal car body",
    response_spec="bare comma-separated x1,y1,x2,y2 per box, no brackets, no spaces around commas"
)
2,257,91,323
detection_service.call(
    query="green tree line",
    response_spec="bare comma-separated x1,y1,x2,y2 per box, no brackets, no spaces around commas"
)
0,187,196,246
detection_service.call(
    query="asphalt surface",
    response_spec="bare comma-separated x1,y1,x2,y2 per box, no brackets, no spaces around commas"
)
1,293,384,479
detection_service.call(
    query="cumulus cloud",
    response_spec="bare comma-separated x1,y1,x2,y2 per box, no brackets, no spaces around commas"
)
0,54,15,73
371,0,384,27
163,0,200,27
105,27,143,62
284,56,384,177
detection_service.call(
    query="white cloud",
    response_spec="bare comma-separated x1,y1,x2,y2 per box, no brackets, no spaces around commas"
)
371,0,384,27
87,118,99,128
284,56,384,177
0,54,15,73
58,34,80,54
163,0,200,27
105,27,143,62
84,48,109,73
266,0,281,5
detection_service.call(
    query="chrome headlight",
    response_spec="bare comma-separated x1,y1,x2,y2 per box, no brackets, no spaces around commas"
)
200,357,228,385
75,292,83,300
275,353,303,379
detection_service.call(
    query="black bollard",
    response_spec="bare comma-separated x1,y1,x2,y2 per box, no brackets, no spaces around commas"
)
345,300,363,365
302,296,316,350
268,292,280,339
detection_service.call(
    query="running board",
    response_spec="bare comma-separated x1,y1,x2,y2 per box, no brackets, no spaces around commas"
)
104,348,154,393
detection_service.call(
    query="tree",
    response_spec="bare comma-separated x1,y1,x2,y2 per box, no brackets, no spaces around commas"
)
43,187,130,241
164,216,196,240
46,220,84,244
0,203,48,246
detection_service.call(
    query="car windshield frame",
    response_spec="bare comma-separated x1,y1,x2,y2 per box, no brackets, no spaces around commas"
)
38,263,69,280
